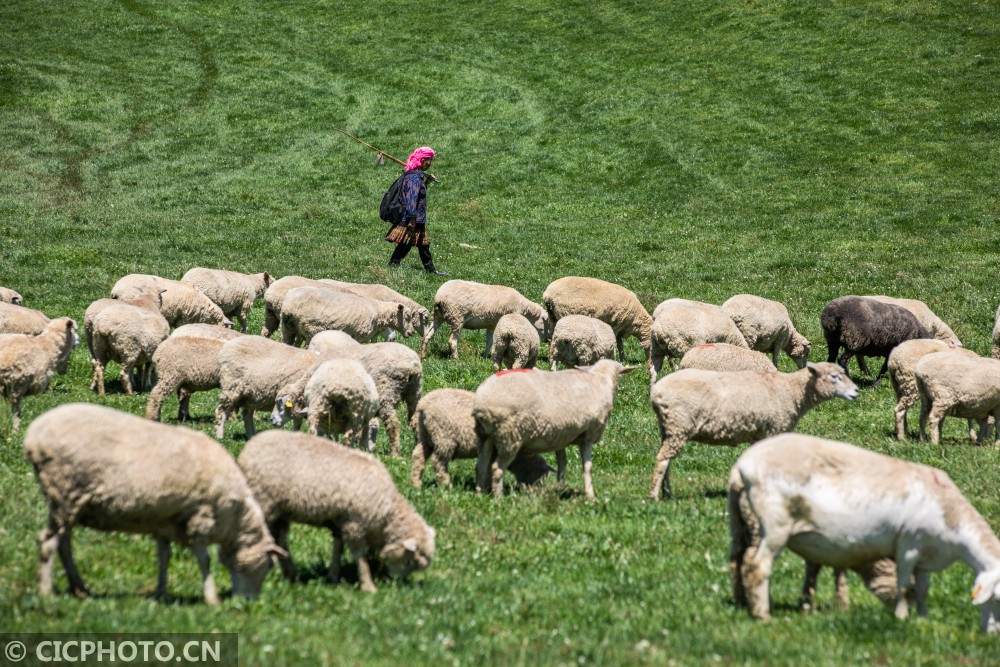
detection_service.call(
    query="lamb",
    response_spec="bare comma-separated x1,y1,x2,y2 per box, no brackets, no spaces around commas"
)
320,279,429,339
260,275,347,338
111,274,232,328
0,317,78,433
993,302,1000,360
648,362,859,499
215,335,320,439
410,388,553,489
678,343,776,373
541,276,652,364
915,352,1000,445
887,339,978,441
820,295,929,380
280,286,413,346
728,433,1000,633
88,297,170,396
25,403,284,605
145,335,227,422
238,430,435,592
181,268,273,332
720,294,811,368
421,279,548,360
547,314,617,371
490,313,540,372
0,286,23,305
473,360,637,500
307,330,422,456
270,358,380,447
649,298,749,385
0,302,50,335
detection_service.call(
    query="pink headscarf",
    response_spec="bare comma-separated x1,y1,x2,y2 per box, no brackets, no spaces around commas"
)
404,146,435,171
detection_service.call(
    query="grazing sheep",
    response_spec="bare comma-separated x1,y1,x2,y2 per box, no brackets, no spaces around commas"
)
181,268,273,332
260,275,346,338
490,313,540,372
170,322,245,342
542,276,652,364
238,430,436,592
410,388,553,488
548,314,617,371
320,280,429,339
0,317,78,433
728,433,1000,633
820,296,929,380
271,358,380,447
0,286,23,305
993,302,1000,360
678,343,776,373
865,295,961,345
215,336,320,439
145,336,227,422
307,330,422,456
473,360,637,500
650,299,749,385
915,352,1000,445
648,362,859,499
88,299,170,396
421,280,547,360
280,287,412,346
111,274,232,328
25,403,283,605
720,294,811,368
0,302,49,335
887,339,978,441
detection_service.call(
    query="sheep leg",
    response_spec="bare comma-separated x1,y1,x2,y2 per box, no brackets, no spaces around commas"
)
193,543,220,606
834,568,850,609
379,405,401,457
38,524,60,597
57,529,89,598
615,335,625,363
155,539,171,600
261,306,278,338
649,438,684,500
214,403,230,439
145,381,173,421
894,396,913,441
270,521,296,581
91,359,106,396
328,533,343,585
836,351,853,373
483,328,495,359
873,357,889,383
914,570,930,617
10,395,22,433
419,315,440,359
448,326,462,359
119,364,135,396
491,454,513,499
177,389,192,422
799,562,821,610
349,541,377,593
579,442,595,500
431,453,452,488
475,439,496,495
555,448,568,482
927,405,947,446
857,355,871,376
242,408,256,439
742,541,778,621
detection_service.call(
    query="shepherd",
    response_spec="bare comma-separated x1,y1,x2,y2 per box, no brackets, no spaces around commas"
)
385,146,447,275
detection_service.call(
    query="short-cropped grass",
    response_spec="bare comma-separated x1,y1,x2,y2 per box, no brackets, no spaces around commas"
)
1,1,999,665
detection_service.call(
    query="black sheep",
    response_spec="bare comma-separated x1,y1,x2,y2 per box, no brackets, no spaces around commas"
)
820,296,929,380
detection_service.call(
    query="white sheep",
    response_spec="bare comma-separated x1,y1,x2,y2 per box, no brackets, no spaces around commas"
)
648,362,859,499
915,352,1000,445
307,330,422,456
0,286,23,305
728,433,1000,633
170,322,245,342
111,273,232,328
678,343,776,373
320,279,429,339
410,387,553,488
547,314,617,371
421,280,547,360
271,358,380,447
0,301,50,335
145,336,227,422
238,430,436,592
490,313,540,372
88,298,170,396
25,403,284,605
0,317,78,433
720,294,811,368
215,335,320,439
473,360,637,500
887,339,978,441
542,276,652,364
260,275,347,338
280,286,413,346
649,298,749,386
181,267,273,332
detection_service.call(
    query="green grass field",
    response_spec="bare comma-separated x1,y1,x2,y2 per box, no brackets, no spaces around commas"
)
2,1,999,664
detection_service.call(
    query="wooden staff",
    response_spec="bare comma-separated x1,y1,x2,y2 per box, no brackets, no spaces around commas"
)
335,128,440,183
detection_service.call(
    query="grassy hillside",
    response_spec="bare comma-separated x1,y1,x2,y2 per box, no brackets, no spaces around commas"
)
1,1,999,665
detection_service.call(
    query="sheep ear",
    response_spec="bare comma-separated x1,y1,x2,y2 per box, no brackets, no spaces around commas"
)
972,573,1000,605
806,362,817,369
403,538,418,553
620,365,639,375
267,543,289,559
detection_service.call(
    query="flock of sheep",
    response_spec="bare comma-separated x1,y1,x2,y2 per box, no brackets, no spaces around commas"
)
1,272,999,634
